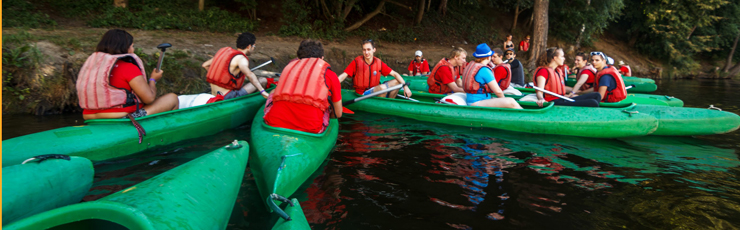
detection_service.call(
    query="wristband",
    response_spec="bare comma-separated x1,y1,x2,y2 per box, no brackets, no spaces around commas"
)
149,78,157,83
260,90,266,93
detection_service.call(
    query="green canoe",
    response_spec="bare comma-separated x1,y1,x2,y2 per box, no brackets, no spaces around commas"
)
342,89,659,138
2,156,94,226
2,89,268,166
566,75,657,93
630,105,740,136
250,107,339,220
271,198,311,230
381,76,680,107
4,140,250,230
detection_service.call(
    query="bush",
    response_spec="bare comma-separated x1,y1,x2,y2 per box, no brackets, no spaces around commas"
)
88,6,257,33
2,0,57,28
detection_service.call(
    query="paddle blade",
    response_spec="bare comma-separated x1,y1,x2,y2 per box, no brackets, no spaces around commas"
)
342,107,355,114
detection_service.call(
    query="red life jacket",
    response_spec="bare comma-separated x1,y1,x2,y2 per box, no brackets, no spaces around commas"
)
534,67,565,102
206,47,247,90
556,64,570,78
493,63,512,90
428,58,457,94
594,67,627,102
272,58,332,112
77,52,143,110
576,65,597,91
620,65,632,76
352,56,382,93
462,61,493,94
410,59,426,75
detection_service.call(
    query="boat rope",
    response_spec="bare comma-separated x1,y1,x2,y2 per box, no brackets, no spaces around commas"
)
621,110,639,117
22,154,71,164
126,114,147,144
664,96,675,100
708,105,722,111
267,193,294,220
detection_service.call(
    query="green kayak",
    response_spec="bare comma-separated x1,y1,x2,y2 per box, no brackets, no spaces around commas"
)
2,156,93,226
566,75,657,93
250,107,339,220
342,89,659,138
2,89,269,166
631,105,740,136
271,198,311,230
4,140,250,230
381,76,680,107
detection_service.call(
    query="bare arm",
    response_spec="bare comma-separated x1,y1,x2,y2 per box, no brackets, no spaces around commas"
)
202,58,213,71
337,72,349,83
390,70,412,97
331,100,343,118
486,81,505,98
129,69,163,104
447,82,464,93
571,73,590,94
536,75,547,107
598,86,608,101
236,57,268,98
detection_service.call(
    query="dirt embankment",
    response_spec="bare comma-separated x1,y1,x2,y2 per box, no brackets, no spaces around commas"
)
2,26,659,115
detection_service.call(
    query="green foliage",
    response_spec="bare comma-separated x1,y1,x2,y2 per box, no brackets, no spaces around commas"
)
2,44,44,102
423,2,500,44
549,0,625,45
88,6,256,32
278,0,347,40
2,0,57,28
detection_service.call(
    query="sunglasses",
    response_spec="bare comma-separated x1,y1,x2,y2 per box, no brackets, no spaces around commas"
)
590,51,606,60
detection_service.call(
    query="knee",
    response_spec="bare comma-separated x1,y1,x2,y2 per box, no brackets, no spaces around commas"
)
259,77,268,85
507,98,519,108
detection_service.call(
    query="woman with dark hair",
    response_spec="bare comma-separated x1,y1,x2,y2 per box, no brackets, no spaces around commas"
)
569,52,598,96
503,35,514,51
531,47,600,107
77,29,178,120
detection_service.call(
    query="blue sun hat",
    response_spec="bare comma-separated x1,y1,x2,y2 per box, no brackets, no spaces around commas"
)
473,43,493,58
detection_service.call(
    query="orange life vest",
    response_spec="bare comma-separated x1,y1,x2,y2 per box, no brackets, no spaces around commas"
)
428,58,456,94
271,58,332,112
462,61,493,94
493,63,512,90
534,67,565,102
352,56,382,93
576,65,597,91
77,52,143,110
206,47,247,90
556,64,570,77
594,67,627,103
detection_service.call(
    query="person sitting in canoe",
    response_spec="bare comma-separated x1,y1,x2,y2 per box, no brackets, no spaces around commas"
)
462,44,522,109
338,39,412,98
532,47,601,107
490,48,522,95
202,32,269,100
264,39,343,133
591,51,628,103
503,49,525,88
408,50,430,76
618,60,632,76
569,52,598,96
78,29,179,120
428,47,467,94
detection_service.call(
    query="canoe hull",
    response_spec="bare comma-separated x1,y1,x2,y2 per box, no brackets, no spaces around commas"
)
3,91,267,166
4,140,250,230
342,90,658,138
271,198,311,230
2,157,94,226
634,105,740,136
250,107,339,213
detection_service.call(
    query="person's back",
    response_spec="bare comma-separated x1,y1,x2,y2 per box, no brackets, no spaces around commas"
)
264,40,343,133
203,32,269,100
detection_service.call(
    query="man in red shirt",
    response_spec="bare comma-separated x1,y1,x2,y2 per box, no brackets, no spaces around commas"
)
202,32,269,100
264,40,342,133
338,40,412,98
519,35,530,52
408,50,430,76
490,48,522,95
428,47,467,94
618,60,632,76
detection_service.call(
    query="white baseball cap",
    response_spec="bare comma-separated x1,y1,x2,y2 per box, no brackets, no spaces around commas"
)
415,50,422,56
607,57,614,65
619,60,625,65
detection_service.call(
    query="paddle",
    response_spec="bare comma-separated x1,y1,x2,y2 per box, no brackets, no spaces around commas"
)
251,57,276,71
155,43,172,71
397,95,420,102
625,84,635,90
529,82,575,102
343,82,409,106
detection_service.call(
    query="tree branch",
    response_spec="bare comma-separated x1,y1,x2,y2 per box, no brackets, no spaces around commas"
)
341,0,358,21
345,0,386,31
386,0,412,11
725,33,740,72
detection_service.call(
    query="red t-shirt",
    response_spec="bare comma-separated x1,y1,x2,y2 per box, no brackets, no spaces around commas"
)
619,66,631,76
264,70,342,134
519,40,529,52
493,65,509,85
407,59,430,75
82,60,144,115
434,66,455,85
344,58,393,94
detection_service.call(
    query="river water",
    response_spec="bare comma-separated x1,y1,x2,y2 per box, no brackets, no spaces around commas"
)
3,78,740,229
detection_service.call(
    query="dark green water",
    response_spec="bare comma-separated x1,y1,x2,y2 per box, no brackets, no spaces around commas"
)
3,78,740,229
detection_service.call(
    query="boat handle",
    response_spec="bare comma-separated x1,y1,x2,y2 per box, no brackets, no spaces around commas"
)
664,96,675,100
621,110,639,117
708,105,722,111
22,154,71,164
268,193,294,220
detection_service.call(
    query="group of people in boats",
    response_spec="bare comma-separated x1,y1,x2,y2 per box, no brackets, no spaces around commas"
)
79,29,634,135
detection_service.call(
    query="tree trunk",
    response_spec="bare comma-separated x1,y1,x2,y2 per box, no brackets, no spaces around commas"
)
344,0,386,31
686,25,698,40
415,0,425,25
723,33,740,72
114,0,128,8
341,0,358,21
427,0,432,12
438,0,448,16
527,0,549,70
524,11,534,28
320,0,334,20
728,62,740,78
573,0,590,51
198,0,203,11
510,1,520,32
